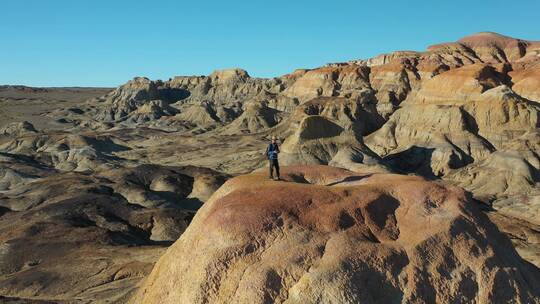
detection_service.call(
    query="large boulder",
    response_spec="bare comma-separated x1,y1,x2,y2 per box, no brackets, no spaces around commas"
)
132,166,540,304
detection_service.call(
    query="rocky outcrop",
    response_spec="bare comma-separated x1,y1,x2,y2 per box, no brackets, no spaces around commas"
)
365,104,494,177
510,62,540,102
175,102,221,128
362,41,540,207
293,97,383,135
221,102,283,135
488,212,540,268
84,33,540,229
0,121,37,136
94,77,188,122
456,32,533,63
132,166,540,304
276,97,384,170
282,66,371,102
90,69,291,132
280,115,350,164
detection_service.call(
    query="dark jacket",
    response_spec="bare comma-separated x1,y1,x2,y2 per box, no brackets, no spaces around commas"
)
266,143,280,160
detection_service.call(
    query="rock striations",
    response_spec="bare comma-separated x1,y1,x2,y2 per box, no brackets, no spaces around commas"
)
1,32,540,303
84,33,540,228
132,166,540,304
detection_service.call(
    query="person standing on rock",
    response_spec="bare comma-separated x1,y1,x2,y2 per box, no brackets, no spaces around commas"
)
266,136,280,180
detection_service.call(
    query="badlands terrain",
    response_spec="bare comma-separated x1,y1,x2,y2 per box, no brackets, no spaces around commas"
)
0,32,539,303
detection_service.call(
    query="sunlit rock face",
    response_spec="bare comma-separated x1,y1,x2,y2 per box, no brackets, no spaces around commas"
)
132,166,540,304
1,32,540,302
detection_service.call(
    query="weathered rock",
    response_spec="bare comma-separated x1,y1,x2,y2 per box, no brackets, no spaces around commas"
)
221,102,283,135
365,54,540,210
294,96,383,135
94,77,188,122
274,96,384,170
0,121,38,136
487,212,540,268
365,104,492,176
457,32,532,63
283,66,371,102
2,32,540,303
132,166,540,304
176,103,221,128
510,63,540,102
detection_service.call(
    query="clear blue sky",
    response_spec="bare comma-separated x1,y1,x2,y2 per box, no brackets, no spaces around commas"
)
1,0,539,87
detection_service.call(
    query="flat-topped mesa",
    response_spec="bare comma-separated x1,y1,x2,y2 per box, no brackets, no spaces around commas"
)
168,68,254,90
132,165,540,304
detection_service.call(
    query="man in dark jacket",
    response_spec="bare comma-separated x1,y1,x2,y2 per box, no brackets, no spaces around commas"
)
266,136,280,180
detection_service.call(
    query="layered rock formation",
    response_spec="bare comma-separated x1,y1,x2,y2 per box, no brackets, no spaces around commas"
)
39,31,539,269
133,166,540,304
90,69,292,133
86,34,540,196
363,35,540,228
1,32,540,302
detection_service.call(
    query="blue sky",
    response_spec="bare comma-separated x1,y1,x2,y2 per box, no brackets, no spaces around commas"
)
1,0,539,87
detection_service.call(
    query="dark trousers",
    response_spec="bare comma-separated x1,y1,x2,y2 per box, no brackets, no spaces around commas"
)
269,159,280,178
